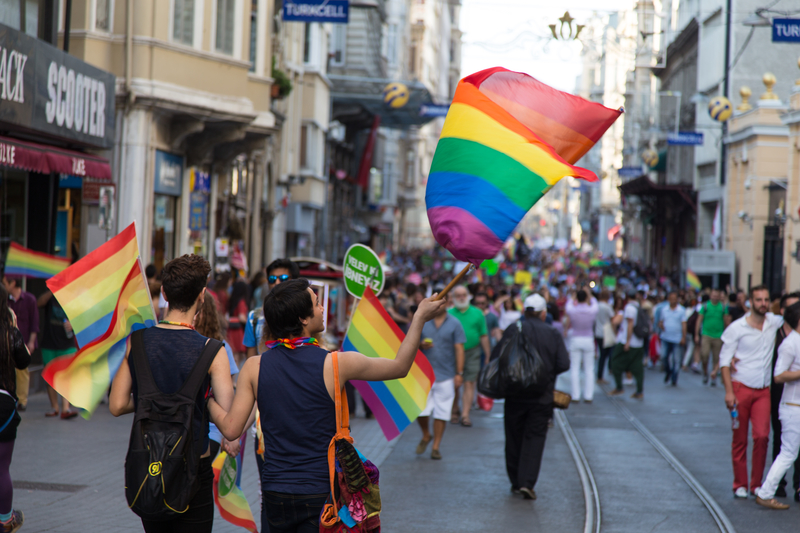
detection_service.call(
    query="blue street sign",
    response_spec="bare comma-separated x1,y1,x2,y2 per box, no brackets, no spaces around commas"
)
419,104,450,118
618,166,644,178
283,0,349,23
667,131,704,146
773,18,800,43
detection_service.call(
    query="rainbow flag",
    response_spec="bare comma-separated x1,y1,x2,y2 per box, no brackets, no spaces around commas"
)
213,451,258,533
42,224,156,415
345,287,434,441
686,269,702,290
426,68,621,264
4,242,70,278
590,258,610,268
575,260,589,271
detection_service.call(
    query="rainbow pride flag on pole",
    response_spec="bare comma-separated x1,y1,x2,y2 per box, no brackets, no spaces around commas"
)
426,68,622,264
4,242,70,278
212,451,258,533
344,287,434,441
686,269,702,290
42,223,156,415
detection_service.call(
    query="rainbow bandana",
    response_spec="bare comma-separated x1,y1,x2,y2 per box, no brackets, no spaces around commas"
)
265,337,321,350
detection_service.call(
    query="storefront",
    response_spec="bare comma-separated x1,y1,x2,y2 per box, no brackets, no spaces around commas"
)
0,23,115,280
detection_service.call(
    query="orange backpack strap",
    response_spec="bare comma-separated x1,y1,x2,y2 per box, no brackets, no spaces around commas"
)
320,351,355,528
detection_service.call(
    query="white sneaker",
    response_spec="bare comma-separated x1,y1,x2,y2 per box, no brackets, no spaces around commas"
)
734,487,748,499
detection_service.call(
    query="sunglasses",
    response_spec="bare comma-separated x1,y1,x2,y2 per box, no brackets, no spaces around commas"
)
268,274,291,284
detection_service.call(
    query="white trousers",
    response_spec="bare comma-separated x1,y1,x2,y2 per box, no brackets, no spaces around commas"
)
569,336,596,401
758,404,800,499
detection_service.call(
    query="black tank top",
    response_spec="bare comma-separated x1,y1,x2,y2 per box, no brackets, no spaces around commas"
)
258,345,336,494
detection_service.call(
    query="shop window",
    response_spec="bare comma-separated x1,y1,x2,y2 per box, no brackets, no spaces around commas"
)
331,24,346,66
0,167,26,260
172,0,195,46
216,0,236,55
95,0,112,31
0,0,39,36
152,195,177,273
300,125,309,169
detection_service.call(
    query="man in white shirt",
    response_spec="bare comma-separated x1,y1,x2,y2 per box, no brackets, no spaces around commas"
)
609,289,646,399
756,302,800,509
720,285,784,499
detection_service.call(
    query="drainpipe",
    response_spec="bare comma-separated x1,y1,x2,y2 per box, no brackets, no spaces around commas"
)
125,0,135,108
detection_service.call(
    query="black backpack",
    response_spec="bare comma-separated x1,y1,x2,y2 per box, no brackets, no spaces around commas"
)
633,304,651,340
124,330,223,520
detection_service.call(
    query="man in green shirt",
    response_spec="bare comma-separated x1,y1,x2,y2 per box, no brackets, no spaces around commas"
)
695,288,728,386
449,285,491,427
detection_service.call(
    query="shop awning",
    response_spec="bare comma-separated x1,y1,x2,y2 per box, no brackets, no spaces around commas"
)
0,135,111,181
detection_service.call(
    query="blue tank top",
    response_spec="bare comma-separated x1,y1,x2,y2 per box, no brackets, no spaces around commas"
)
130,328,211,456
258,345,336,494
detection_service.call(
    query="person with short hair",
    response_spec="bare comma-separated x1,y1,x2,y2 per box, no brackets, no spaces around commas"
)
448,285,490,427
417,289,466,457
244,259,300,359
593,290,615,384
720,285,784,499
109,254,235,533
609,289,646,399
695,288,727,386
725,292,746,328
756,301,800,509
504,293,570,500
207,279,446,530
658,291,686,386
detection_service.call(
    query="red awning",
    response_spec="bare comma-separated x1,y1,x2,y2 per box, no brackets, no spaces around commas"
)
0,135,111,181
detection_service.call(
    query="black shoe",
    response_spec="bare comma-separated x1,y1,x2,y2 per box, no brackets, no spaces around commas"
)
16,404,25,412
777,484,787,498
519,487,536,500
664,373,670,383
703,376,709,385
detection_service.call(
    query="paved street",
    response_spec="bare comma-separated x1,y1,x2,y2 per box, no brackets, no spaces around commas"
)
10,366,800,532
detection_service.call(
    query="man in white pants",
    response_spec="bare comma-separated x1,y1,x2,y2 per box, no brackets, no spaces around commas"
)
565,288,598,403
756,301,800,510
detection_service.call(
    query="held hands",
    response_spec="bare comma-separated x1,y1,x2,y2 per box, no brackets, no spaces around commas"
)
222,438,240,457
415,295,448,323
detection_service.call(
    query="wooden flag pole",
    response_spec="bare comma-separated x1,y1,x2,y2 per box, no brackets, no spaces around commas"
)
433,264,473,301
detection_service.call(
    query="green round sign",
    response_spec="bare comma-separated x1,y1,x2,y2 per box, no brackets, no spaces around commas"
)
343,244,384,298
218,454,237,498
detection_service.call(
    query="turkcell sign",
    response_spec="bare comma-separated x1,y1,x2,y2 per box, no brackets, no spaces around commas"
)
618,166,644,179
283,0,348,23
667,131,704,146
772,18,800,43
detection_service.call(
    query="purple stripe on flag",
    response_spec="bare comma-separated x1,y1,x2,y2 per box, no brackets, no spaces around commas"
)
427,205,505,264
352,381,401,441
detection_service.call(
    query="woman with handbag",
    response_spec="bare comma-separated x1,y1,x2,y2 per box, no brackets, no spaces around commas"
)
594,290,616,384
0,284,31,532
207,279,446,533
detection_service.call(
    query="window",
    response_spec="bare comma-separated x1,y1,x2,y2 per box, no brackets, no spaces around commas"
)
331,24,346,66
386,24,397,67
95,0,111,31
0,0,39,36
303,23,311,64
449,39,455,63
249,0,257,72
172,0,194,45
216,0,235,55
408,45,416,75
300,125,309,169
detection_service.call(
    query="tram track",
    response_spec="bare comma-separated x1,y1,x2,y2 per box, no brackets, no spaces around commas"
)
555,408,601,533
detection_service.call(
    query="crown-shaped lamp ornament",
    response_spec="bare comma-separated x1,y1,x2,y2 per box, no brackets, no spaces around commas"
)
738,86,752,111
760,73,779,100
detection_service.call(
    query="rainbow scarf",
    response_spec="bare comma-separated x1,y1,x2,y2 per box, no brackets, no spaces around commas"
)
264,337,321,350
43,224,156,416
345,287,435,441
425,67,621,264
212,451,258,533
4,242,70,279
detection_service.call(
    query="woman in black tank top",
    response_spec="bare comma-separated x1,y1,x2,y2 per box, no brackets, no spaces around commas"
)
207,279,445,532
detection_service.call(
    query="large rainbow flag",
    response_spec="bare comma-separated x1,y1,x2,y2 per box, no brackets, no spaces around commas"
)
4,242,70,278
426,67,622,264
213,451,258,533
345,287,435,441
686,269,702,290
43,224,156,415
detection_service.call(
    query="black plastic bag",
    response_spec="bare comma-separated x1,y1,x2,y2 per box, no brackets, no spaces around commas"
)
477,320,547,399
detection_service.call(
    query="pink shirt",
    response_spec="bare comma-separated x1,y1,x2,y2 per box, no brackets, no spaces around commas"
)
566,298,599,338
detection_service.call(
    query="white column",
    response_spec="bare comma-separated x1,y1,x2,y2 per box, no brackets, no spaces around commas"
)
117,108,153,264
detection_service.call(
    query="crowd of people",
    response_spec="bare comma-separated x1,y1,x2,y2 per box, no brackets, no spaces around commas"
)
0,239,799,531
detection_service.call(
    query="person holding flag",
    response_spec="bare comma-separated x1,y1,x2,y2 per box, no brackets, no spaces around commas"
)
207,278,445,532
